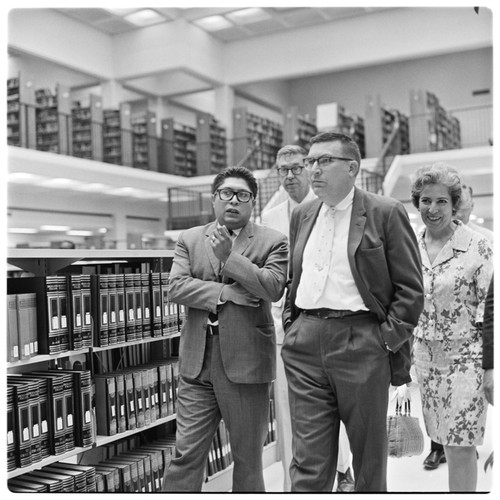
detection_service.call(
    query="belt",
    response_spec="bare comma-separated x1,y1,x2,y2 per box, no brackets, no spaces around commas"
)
207,324,219,336
300,308,371,319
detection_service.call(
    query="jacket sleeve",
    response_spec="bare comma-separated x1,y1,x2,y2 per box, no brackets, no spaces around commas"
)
378,203,424,352
168,233,224,314
222,232,289,303
282,207,300,331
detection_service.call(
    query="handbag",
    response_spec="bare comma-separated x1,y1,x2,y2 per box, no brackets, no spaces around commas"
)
386,400,424,458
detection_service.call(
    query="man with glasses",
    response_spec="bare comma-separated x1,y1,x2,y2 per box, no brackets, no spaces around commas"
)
163,166,288,492
262,145,354,492
281,132,423,492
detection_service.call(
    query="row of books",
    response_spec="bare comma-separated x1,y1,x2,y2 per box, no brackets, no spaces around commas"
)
8,436,173,493
205,399,277,479
7,358,179,472
81,433,175,492
93,358,179,436
7,271,185,360
8,405,277,493
8,462,98,493
7,292,38,362
7,369,94,472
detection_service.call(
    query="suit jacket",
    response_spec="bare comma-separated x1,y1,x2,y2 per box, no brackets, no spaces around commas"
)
169,220,288,384
283,188,424,385
261,189,317,314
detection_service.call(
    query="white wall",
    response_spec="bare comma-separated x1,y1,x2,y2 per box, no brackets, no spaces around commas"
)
287,48,492,119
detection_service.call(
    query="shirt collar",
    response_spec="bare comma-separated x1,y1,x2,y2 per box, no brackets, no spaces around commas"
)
321,187,354,214
216,222,242,237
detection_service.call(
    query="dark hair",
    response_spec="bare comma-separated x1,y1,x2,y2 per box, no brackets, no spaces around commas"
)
211,166,258,198
410,162,463,210
309,131,361,166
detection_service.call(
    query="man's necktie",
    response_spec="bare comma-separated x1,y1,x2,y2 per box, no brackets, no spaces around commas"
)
311,207,335,302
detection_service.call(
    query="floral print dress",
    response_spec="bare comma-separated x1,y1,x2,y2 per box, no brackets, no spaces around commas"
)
413,221,493,446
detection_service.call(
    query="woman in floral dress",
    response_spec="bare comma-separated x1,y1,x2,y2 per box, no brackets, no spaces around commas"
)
410,162,493,492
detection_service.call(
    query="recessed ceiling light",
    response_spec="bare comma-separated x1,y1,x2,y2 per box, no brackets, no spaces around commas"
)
105,8,138,17
8,227,39,234
40,225,71,232
74,183,110,193
108,187,136,196
8,172,46,184
194,15,234,32
67,230,94,237
226,8,271,25
124,9,166,27
39,177,84,189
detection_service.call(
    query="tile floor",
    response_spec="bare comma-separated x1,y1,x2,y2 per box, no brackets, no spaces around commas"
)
263,382,495,494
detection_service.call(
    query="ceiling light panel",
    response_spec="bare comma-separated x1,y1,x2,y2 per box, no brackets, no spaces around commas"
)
124,9,166,27
40,225,71,232
39,177,85,189
194,15,234,31
67,230,94,236
8,228,39,234
8,172,47,184
104,8,139,17
226,8,271,25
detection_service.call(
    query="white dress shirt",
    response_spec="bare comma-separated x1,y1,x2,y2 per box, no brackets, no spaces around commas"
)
295,188,368,311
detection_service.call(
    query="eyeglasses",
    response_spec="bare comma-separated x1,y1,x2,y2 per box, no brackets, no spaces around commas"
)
276,165,305,177
302,155,354,169
215,188,253,203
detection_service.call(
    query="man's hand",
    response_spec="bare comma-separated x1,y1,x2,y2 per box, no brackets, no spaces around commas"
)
220,283,260,307
483,369,494,405
210,225,233,263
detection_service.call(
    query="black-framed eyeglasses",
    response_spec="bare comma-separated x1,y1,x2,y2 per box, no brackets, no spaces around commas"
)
303,155,355,169
215,188,253,203
276,165,305,177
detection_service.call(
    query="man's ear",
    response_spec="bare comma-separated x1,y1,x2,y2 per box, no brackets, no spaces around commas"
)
349,160,359,177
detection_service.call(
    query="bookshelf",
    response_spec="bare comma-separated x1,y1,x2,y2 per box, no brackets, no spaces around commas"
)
35,84,71,155
6,248,278,490
103,103,133,167
132,111,158,171
7,73,36,149
196,111,227,176
409,89,461,154
161,118,197,177
364,95,410,158
316,102,366,158
282,105,317,150
232,107,283,170
71,94,104,162
6,250,179,481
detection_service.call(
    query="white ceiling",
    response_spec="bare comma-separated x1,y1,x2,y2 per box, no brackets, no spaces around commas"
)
55,7,392,42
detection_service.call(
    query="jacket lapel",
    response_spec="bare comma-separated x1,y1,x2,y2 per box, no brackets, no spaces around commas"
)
348,188,367,265
233,221,253,256
294,200,322,280
205,222,220,277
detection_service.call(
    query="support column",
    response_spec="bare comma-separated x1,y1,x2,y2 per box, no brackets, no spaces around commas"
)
112,211,128,250
215,85,235,166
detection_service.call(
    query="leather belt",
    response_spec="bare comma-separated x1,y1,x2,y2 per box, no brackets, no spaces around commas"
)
300,308,371,319
207,324,219,336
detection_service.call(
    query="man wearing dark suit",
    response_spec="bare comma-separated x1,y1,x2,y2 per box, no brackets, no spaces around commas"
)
163,166,288,492
281,132,424,492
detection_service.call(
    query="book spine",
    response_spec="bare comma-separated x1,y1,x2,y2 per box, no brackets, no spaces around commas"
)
7,294,20,362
